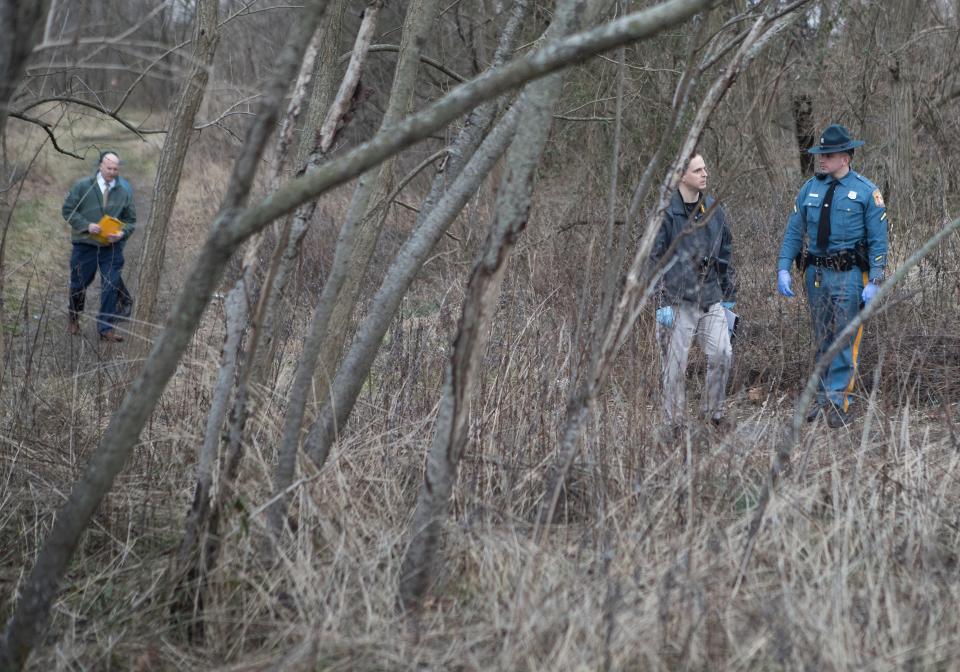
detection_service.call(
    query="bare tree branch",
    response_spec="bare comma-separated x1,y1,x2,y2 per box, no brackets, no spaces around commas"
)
133,0,220,348
198,12,334,585
234,0,721,261
339,43,467,82
6,111,81,158
397,10,576,610
15,95,160,136
320,3,383,153
267,0,526,539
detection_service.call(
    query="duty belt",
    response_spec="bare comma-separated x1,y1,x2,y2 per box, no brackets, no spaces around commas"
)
797,247,868,273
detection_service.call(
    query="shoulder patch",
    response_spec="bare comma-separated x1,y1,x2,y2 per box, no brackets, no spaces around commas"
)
873,189,885,207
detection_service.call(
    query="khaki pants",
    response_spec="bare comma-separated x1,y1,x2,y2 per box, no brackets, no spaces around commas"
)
657,302,732,426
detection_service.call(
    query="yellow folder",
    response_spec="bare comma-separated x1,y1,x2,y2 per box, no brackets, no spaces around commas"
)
93,215,124,245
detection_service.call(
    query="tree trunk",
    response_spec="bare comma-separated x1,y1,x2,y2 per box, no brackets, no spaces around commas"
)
250,0,350,383
216,0,384,546
133,0,219,344
0,1,48,139
791,94,814,175
270,0,529,535
310,0,442,407
289,102,521,519
167,284,245,639
294,0,531,482
0,0,49,403
886,0,919,228
397,0,593,612
170,9,335,629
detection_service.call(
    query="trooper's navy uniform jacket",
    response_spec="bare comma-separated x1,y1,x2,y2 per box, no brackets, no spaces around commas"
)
777,169,889,411
777,170,888,281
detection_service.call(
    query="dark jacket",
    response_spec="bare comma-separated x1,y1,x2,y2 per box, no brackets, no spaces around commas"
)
650,190,736,310
62,173,137,247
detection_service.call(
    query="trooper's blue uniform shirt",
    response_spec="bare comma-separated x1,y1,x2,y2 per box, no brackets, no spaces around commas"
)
777,169,889,411
777,170,888,279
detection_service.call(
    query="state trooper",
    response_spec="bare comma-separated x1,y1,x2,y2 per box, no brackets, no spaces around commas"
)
776,124,888,428
652,152,737,437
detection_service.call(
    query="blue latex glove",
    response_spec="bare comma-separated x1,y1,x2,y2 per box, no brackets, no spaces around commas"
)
721,301,736,310
777,269,795,297
861,281,879,304
655,306,674,328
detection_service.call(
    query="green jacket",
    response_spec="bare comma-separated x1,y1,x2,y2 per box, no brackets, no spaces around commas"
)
62,173,137,247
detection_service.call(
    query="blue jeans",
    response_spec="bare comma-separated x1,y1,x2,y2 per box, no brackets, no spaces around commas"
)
805,265,865,410
69,241,125,334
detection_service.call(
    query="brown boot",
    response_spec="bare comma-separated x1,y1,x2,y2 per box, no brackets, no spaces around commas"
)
99,329,124,342
67,319,81,336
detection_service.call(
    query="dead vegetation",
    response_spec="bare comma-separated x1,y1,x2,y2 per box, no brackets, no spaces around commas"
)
4,1,960,669
4,105,960,667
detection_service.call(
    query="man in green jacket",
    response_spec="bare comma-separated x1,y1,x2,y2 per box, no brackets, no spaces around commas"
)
62,151,137,341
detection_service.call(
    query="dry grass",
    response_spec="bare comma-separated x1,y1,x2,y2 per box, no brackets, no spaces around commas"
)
4,118,960,671
8,381,960,670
